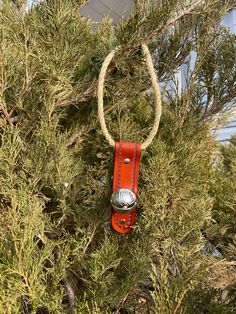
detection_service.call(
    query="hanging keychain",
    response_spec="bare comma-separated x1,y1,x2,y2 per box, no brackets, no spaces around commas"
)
97,44,162,234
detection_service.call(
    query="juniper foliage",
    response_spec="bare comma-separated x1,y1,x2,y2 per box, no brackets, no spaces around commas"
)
0,0,236,313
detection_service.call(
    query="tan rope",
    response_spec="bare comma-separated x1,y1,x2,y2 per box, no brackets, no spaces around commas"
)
97,43,162,150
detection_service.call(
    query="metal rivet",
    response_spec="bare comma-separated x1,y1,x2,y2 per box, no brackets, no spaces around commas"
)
124,158,130,164
120,219,126,225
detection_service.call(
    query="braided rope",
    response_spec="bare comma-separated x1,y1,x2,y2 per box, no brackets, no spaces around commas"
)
97,43,162,150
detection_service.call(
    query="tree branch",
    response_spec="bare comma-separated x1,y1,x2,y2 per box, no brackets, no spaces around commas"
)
128,0,204,50
55,1,205,109
61,277,75,311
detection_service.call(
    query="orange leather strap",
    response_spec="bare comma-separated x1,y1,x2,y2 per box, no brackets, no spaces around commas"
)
111,142,141,233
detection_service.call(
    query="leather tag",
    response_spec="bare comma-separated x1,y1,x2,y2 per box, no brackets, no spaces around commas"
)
111,142,141,233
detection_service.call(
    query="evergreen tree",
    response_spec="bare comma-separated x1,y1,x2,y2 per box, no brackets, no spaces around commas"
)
198,135,236,314
0,0,236,313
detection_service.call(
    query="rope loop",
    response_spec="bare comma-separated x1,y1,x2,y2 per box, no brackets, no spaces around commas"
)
97,43,162,150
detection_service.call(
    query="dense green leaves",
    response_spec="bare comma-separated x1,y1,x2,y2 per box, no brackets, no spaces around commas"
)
0,0,235,313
